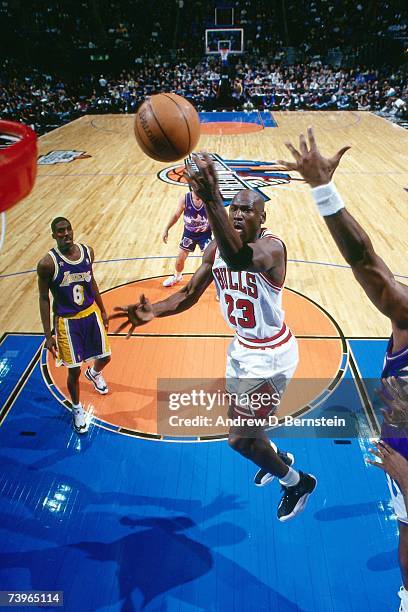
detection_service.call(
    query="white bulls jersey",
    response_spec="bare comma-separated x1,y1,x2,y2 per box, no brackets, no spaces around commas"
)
212,229,293,350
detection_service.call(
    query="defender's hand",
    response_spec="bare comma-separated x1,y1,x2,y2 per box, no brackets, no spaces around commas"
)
162,230,169,244
277,127,350,187
367,440,408,487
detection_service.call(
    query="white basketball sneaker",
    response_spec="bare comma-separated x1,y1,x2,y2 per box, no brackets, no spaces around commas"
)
399,586,408,612
163,274,182,287
72,404,91,434
85,367,108,394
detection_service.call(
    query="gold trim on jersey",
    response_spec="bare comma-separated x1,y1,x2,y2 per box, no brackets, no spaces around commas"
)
54,243,85,265
61,301,98,320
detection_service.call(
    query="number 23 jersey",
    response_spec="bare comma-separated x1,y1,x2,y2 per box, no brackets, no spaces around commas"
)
48,243,95,316
212,230,293,349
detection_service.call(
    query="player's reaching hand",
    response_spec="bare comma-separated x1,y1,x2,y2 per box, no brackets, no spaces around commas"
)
185,153,222,206
162,230,169,244
277,127,350,187
46,335,57,358
109,294,154,338
378,376,408,429
367,440,408,486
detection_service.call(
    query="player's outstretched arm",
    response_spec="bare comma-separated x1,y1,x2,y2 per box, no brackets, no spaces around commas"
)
278,128,408,329
186,154,242,264
109,242,216,338
186,154,282,273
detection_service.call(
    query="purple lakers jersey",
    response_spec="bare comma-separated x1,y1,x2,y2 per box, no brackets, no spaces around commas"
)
48,244,95,316
381,337,408,460
183,192,210,235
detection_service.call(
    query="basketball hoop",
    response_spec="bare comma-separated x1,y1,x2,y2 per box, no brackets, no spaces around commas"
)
0,120,37,250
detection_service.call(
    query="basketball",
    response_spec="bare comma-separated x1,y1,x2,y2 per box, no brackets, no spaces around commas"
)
134,93,200,163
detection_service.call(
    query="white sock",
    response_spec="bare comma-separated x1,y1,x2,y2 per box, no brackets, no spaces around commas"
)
91,366,100,377
279,467,300,487
72,402,83,413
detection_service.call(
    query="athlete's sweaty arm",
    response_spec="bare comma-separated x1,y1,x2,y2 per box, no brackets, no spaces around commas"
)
109,242,215,338
185,153,281,273
37,255,57,357
278,127,408,333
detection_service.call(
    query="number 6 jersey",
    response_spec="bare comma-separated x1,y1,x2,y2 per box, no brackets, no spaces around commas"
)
48,243,95,316
212,230,293,349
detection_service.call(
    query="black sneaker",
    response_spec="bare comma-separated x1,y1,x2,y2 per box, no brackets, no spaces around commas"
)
277,471,317,522
254,449,295,487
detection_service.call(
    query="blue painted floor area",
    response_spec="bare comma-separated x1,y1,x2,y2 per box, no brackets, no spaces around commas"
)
0,334,43,406
199,111,277,127
349,339,388,427
0,337,401,611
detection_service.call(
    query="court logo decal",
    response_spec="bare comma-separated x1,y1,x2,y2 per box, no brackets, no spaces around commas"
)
158,153,304,204
38,150,92,165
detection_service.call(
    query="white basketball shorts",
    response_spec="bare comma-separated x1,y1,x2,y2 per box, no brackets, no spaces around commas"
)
225,334,299,417
386,474,408,524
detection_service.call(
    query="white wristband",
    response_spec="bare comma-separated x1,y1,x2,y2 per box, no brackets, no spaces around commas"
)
311,181,345,217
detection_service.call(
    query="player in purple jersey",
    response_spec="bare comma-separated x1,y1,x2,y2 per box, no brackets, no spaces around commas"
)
279,128,408,611
37,217,111,434
162,190,212,287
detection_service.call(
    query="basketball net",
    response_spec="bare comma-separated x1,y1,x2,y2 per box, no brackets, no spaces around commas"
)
0,120,37,250
220,47,229,63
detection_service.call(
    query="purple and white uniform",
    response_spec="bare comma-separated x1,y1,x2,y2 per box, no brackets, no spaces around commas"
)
179,192,212,253
48,244,110,368
381,336,408,523
49,244,95,316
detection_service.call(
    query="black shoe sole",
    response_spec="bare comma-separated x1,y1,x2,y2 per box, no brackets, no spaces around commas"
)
278,475,317,522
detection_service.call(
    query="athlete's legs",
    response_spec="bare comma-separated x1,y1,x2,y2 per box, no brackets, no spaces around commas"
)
67,366,81,405
399,522,408,588
228,431,289,478
175,248,189,275
93,354,111,373
163,248,190,287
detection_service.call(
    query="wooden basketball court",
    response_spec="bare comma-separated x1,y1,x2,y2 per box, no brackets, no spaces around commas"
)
1,111,406,339
0,111,407,611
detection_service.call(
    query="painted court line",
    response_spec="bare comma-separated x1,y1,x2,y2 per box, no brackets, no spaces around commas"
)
2,256,407,281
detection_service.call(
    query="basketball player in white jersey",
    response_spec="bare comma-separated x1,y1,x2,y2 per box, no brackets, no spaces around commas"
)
111,154,317,522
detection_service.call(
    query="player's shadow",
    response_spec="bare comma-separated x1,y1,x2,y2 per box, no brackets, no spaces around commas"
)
314,500,390,521
0,453,241,532
0,513,302,611
366,548,399,572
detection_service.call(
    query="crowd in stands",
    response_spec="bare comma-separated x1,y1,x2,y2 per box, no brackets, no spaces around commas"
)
1,56,407,135
1,0,406,60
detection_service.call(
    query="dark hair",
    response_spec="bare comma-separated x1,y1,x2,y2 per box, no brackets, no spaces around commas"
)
51,217,71,233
